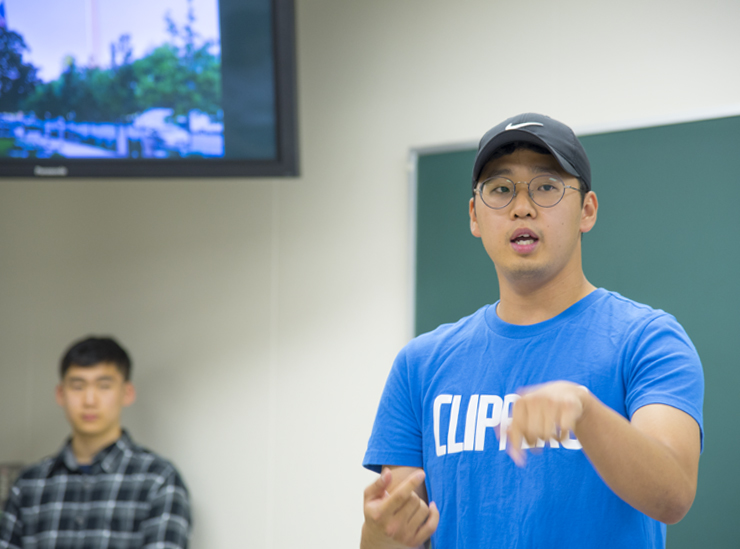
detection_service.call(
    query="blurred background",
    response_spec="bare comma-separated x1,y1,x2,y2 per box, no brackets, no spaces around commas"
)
1,0,739,547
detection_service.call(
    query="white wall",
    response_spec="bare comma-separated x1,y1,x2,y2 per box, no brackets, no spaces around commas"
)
1,0,739,547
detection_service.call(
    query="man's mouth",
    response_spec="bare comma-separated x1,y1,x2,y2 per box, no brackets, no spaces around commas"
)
511,233,538,245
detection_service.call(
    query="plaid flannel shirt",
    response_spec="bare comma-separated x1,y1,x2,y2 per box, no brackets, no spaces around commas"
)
0,431,191,549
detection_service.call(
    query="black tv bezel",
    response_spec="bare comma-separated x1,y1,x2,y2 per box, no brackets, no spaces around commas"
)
0,0,299,178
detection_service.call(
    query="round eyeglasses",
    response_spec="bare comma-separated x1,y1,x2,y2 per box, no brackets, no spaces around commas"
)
475,175,583,209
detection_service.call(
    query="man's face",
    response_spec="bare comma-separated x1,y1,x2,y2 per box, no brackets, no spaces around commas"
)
56,362,135,440
469,148,598,289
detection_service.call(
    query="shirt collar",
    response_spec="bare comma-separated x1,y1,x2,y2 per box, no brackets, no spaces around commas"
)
49,430,134,476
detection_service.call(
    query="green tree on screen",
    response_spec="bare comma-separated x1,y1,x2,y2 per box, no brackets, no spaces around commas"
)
0,27,39,112
18,0,220,124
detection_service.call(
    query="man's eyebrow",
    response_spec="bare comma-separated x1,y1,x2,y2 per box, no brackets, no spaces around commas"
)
66,375,116,383
531,165,560,175
95,376,116,382
483,167,513,178
481,164,561,179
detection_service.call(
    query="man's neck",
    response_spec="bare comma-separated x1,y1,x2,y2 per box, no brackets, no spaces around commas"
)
71,427,122,465
496,270,596,325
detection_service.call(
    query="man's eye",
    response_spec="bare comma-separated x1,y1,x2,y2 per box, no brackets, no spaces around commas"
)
533,177,562,193
492,185,512,194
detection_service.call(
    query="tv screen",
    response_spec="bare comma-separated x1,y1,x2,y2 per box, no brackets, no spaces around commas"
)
0,0,298,177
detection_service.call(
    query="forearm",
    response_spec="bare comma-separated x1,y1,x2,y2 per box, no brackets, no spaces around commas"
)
575,392,698,523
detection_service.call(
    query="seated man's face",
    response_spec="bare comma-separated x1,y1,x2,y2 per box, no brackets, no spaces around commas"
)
56,362,135,440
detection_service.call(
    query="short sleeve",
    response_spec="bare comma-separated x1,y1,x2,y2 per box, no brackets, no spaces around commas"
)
363,348,425,473
623,313,705,450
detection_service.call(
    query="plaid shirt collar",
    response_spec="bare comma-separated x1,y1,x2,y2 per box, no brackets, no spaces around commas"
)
49,430,134,477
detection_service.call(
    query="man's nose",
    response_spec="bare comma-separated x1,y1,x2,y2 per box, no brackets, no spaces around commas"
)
510,182,537,217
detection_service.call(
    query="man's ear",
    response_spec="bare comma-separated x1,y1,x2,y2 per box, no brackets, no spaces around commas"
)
123,382,137,407
55,384,65,407
469,197,481,238
580,191,598,234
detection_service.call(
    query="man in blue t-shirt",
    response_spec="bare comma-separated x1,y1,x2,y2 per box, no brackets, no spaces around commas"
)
360,113,704,549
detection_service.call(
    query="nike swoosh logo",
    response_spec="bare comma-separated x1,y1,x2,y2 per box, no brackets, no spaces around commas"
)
505,122,544,131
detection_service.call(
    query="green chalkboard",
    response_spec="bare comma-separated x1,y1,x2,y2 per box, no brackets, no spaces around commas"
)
414,115,740,547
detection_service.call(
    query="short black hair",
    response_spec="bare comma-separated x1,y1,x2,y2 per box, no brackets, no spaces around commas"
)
473,140,586,203
60,336,132,381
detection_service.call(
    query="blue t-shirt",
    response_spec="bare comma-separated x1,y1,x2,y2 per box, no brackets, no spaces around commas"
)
363,289,704,549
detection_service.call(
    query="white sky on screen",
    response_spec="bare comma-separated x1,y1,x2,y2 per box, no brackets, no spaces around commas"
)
4,0,220,82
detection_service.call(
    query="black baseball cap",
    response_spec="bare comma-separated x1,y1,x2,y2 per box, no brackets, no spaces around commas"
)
472,113,591,192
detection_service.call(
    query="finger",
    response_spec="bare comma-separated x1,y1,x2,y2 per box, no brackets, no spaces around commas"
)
509,401,528,466
512,398,528,435
523,402,537,442
406,496,430,528
392,499,431,548
394,490,424,528
383,470,426,515
507,424,526,467
364,468,392,503
385,490,427,544
543,408,559,442
411,501,440,547
558,405,581,441
559,389,586,438
529,404,549,444
517,399,540,447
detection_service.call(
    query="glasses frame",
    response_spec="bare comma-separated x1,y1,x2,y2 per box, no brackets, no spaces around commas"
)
475,174,584,210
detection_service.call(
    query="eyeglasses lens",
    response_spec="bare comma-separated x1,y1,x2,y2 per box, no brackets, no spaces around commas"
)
479,176,565,208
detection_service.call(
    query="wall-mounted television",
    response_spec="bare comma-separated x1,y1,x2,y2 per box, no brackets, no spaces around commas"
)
0,0,298,177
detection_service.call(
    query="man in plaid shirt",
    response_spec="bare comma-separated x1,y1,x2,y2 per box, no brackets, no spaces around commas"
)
0,337,191,549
